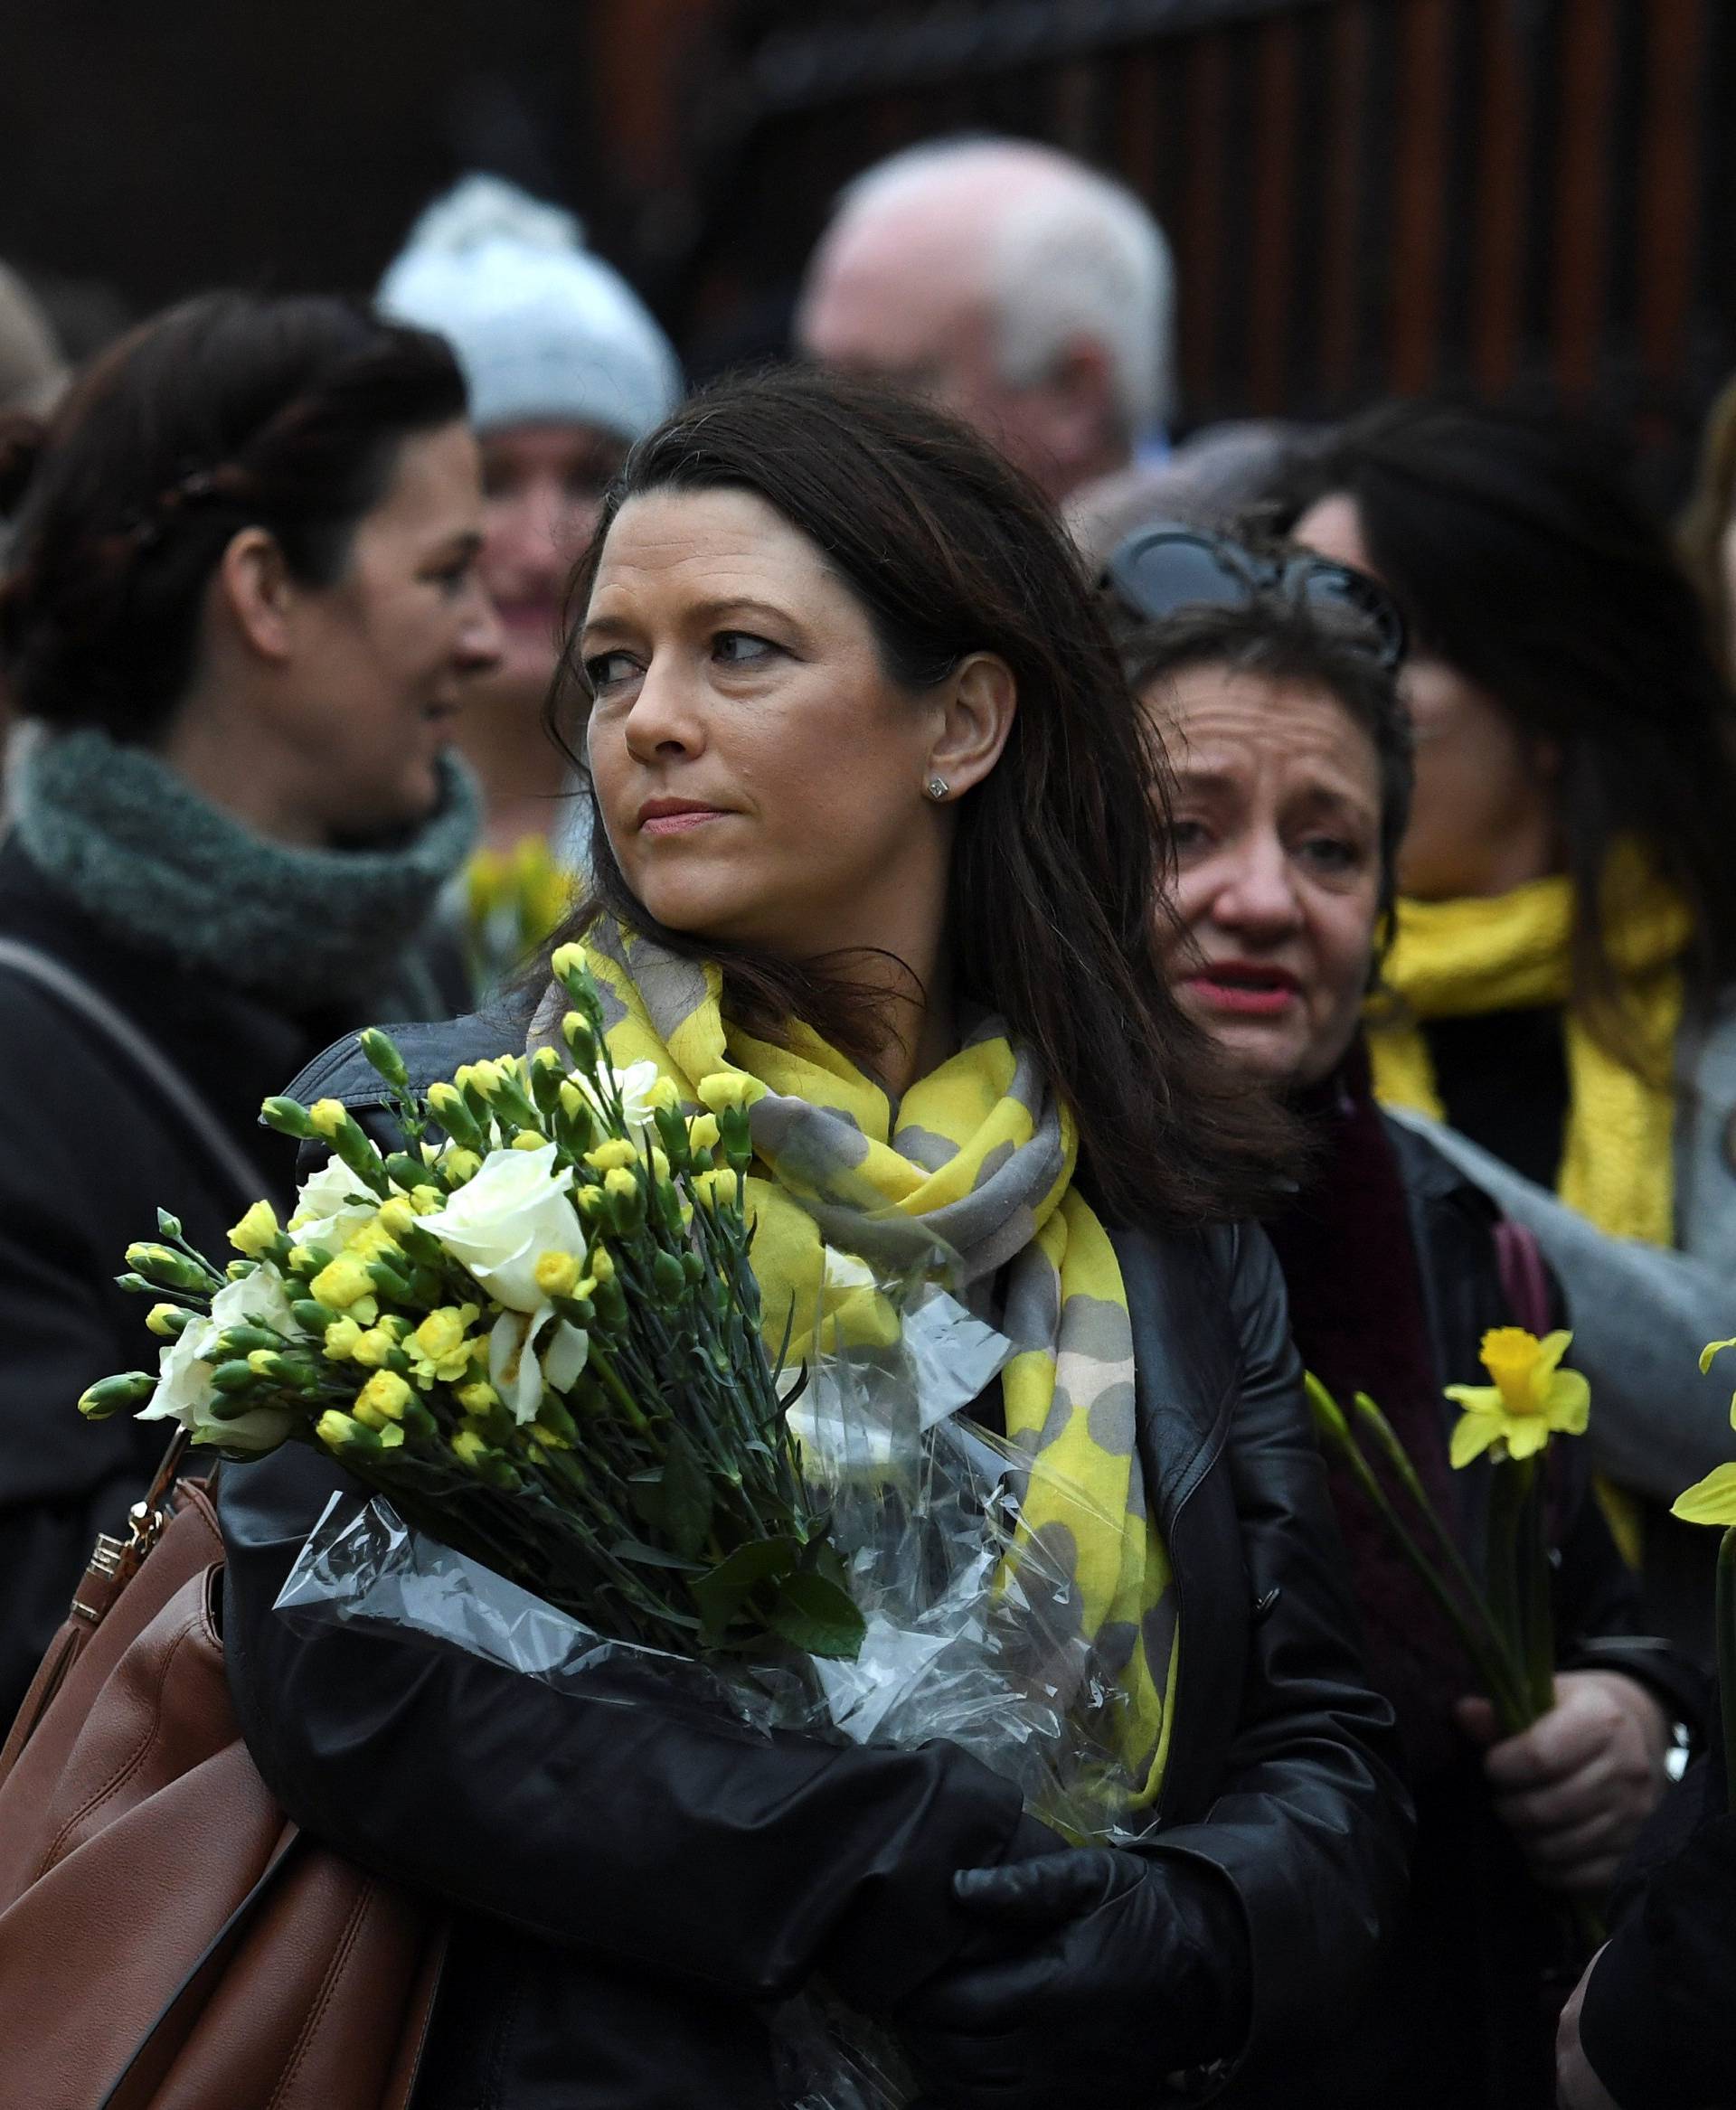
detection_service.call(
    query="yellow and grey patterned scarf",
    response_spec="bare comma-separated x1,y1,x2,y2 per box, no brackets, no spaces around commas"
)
533,924,1177,1807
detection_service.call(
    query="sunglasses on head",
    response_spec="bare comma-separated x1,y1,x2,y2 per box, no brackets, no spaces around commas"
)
1104,521,1407,673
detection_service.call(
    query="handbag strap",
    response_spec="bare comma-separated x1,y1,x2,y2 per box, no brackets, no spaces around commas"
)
0,937,269,1212
97,1827,307,2110
1493,1216,1552,1336
98,1826,443,2110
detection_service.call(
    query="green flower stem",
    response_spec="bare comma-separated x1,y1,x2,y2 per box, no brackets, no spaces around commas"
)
1719,1527,1736,1814
1309,1383,1529,1729
1353,1392,1524,1665
1519,1461,1557,1721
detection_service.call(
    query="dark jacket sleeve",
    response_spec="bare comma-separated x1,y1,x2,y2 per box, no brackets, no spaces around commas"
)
219,1441,1054,2012
1580,1804,1736,2106
1137,1225,1414,2079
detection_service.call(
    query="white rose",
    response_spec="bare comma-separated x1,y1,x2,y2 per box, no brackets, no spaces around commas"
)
414,1142,586,1314
288,1159,377,1253
138,1267,300,1453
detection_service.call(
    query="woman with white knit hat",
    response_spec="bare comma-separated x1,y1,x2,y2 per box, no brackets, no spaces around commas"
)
380,175,681,913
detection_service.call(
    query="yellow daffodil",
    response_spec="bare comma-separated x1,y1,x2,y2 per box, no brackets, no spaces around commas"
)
1446,1326,1590,1466
1672,1464,1736,1528
227,1200,280,1258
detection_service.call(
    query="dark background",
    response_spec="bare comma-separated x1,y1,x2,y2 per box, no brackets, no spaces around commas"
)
4,0,1731,493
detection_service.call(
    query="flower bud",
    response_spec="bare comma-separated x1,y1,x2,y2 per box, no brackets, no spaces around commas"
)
146,1303,195,1339
652,1250,687,1305
685,1113,721,1157
124,1243,210,1294
77,1371,156,1421
358,1028,410,1091
260,1096,316,1139
308,1098,349,1141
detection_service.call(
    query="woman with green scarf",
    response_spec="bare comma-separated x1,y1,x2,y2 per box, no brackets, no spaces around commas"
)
217,370,1410,2109
0,292,498,1725
1287,403,1736,1647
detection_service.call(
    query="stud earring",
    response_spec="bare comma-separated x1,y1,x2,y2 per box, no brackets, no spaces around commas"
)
926,777,949,802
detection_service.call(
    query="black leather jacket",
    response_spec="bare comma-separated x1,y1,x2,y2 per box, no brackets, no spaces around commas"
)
218,1018,1411,2109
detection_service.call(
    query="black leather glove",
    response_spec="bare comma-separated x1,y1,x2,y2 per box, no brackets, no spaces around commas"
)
896,1848,1251,2109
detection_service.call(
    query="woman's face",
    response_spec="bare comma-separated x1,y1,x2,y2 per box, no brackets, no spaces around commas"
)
581,487,957,960
478,421,628,702
1293,493,1559,900
1146,662,1384,1090
269,419,501,838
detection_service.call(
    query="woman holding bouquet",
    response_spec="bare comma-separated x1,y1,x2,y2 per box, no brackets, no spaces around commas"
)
1109,523,1701,2107
219,372,1410,2108
0,293,499,1724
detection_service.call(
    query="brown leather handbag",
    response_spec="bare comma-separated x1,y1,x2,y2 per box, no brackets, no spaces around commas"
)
0,1433,446,2109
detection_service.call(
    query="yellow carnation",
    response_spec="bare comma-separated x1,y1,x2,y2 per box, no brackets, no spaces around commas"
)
534,1250,583,1300
355,1370,413,1423
227,1200,280,1258
695,1073,767,1116
585,1138,637,1174
310,1253,376,1311
308,1098,349,1140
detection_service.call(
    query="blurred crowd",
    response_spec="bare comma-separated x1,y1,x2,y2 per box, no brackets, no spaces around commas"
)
5,129,1736,2110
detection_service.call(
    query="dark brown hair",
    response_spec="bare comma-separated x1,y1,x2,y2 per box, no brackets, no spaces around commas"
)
1115,580,1415,931
0,291,467,740
1277,400,1736,1050
547,367,1294,1230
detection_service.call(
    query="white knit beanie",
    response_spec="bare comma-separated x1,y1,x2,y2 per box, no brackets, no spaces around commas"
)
378,174,682,443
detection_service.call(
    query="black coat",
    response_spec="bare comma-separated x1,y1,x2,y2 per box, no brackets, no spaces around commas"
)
216,1014,1413,2110
1278,1114,1703,2110
1580,1738,1734,2105
0,837,466,1723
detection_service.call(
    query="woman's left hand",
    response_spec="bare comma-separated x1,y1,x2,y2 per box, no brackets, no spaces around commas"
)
1456,1671,1670,1898
897,1848,1249,2110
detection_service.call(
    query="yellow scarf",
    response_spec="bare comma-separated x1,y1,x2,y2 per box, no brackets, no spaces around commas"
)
544,925,1178,1809
1368,862,1689,1248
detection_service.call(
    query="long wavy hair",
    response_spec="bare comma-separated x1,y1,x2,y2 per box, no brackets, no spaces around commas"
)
1279,400,1736,1050
542,368,1292,1231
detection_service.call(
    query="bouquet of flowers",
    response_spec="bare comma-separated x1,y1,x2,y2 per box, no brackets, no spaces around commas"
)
80,948,863,1663
1307,1323,1591,1740
80,947,1136,2107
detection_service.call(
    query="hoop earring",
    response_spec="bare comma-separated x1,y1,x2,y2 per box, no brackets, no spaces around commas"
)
926,777,949,802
